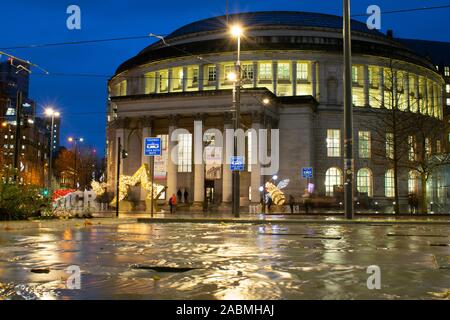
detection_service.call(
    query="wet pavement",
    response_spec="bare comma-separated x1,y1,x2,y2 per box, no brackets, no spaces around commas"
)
0,221,449,300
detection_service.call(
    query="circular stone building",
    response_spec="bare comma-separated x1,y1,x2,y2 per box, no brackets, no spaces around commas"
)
106,11,446,213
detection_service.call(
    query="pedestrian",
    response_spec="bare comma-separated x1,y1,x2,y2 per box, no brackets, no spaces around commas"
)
184,189,189,203
302,188,311,214
267,197,273,213
177,189,182,203
408,194,414,214
169,193,177,213
288,195,295,214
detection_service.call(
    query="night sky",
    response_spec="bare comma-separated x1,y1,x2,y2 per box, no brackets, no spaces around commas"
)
1,0,449,156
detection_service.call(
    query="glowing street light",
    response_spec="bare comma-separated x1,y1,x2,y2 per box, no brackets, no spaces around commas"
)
68,136,84,189
230,24,243,38
45,107,60,196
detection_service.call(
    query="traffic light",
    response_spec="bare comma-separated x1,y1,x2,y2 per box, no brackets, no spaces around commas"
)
122,149,128,159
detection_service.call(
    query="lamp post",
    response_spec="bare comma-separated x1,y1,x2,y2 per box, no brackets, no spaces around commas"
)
230,24,243,218
343,0,354,220
45,108,60,195
68,137,83,189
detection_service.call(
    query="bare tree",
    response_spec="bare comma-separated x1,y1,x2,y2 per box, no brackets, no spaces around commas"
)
367,59,448,214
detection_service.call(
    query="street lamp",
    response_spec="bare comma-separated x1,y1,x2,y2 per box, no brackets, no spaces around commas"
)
68,136,83,189
230,23,243,218
45,108,60,195
343,0,354,219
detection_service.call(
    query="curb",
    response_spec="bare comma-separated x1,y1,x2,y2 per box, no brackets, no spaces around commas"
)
137,218,450,225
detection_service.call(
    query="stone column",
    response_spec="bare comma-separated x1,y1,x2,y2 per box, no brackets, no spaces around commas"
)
312,61,317,99
272,60,278,95
192,114,205,210
140,117,153,201
292,60,297,96
182,66,188,92
215,63,221,90
253,61,258,88
430,82,435,117
364,65,370,107
405,73,411,111
379,67,385,107
167,69,173,93
221,113,233,205
198,64,204,91
155,71,160,93
250,112,262,204
167,115,178,202
414,75,420,113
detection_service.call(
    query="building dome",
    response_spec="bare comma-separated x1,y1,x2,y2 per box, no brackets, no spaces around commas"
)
115,11,431,76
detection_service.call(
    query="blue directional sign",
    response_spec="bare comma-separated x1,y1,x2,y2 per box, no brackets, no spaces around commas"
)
302,167,313,179
144,137,161,156
230,156,245,171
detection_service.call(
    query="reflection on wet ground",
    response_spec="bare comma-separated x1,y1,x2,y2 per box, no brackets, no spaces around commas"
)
0,222,448,300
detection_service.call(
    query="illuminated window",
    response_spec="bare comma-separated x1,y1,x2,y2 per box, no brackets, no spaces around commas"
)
178,133,192,173
445,66,449,77
446,84,450,93
327,129,341,157
357,168,373,197
325,167,343,196
207,65,216,82
259,63,272,80
408,171,418,194
386,133,394,159
358,131,371,159
242,63,254,81
447,98,450,106
159,70,168,92
385,169,395,198
145,72,156,94
192,68,199,84
352,66,359,84
277,62,290,81
118,80,127,96
297,62,308,80
408,136,416,162
436,140,441,154
6,108,15,116
425,138,432,156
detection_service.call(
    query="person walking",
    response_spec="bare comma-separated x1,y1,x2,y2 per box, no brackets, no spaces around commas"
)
302,189,311,214
177,189,182,203
169,194,177,214
288,195,295,214
183,189,189,203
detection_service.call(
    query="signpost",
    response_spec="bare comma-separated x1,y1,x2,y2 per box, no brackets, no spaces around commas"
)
230,156,245,172
302,167,313,180
144,137,161,217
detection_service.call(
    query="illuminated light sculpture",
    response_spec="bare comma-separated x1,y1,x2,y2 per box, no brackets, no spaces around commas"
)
108,164,167,210
265,179,290,206
91,180,107,197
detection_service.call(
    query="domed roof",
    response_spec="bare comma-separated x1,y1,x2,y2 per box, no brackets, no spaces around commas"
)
114,11,431,76
164,11,384,40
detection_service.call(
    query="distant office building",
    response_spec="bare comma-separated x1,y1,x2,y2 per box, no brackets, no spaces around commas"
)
0,60,54,187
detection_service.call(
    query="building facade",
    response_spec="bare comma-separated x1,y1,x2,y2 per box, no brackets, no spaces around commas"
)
0,60,54,187
106,11,448,213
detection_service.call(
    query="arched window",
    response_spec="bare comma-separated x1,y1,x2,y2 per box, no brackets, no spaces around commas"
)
357,168,373,197
385,169,395,198
325,167,343,196
408,171,418,195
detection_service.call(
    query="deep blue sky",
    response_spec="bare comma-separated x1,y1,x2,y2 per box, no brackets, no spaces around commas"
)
1,0,449,155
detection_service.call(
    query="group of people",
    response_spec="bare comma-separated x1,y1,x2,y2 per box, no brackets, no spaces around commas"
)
168,189,189,213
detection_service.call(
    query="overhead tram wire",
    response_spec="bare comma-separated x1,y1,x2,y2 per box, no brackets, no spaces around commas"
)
351,4,450,17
